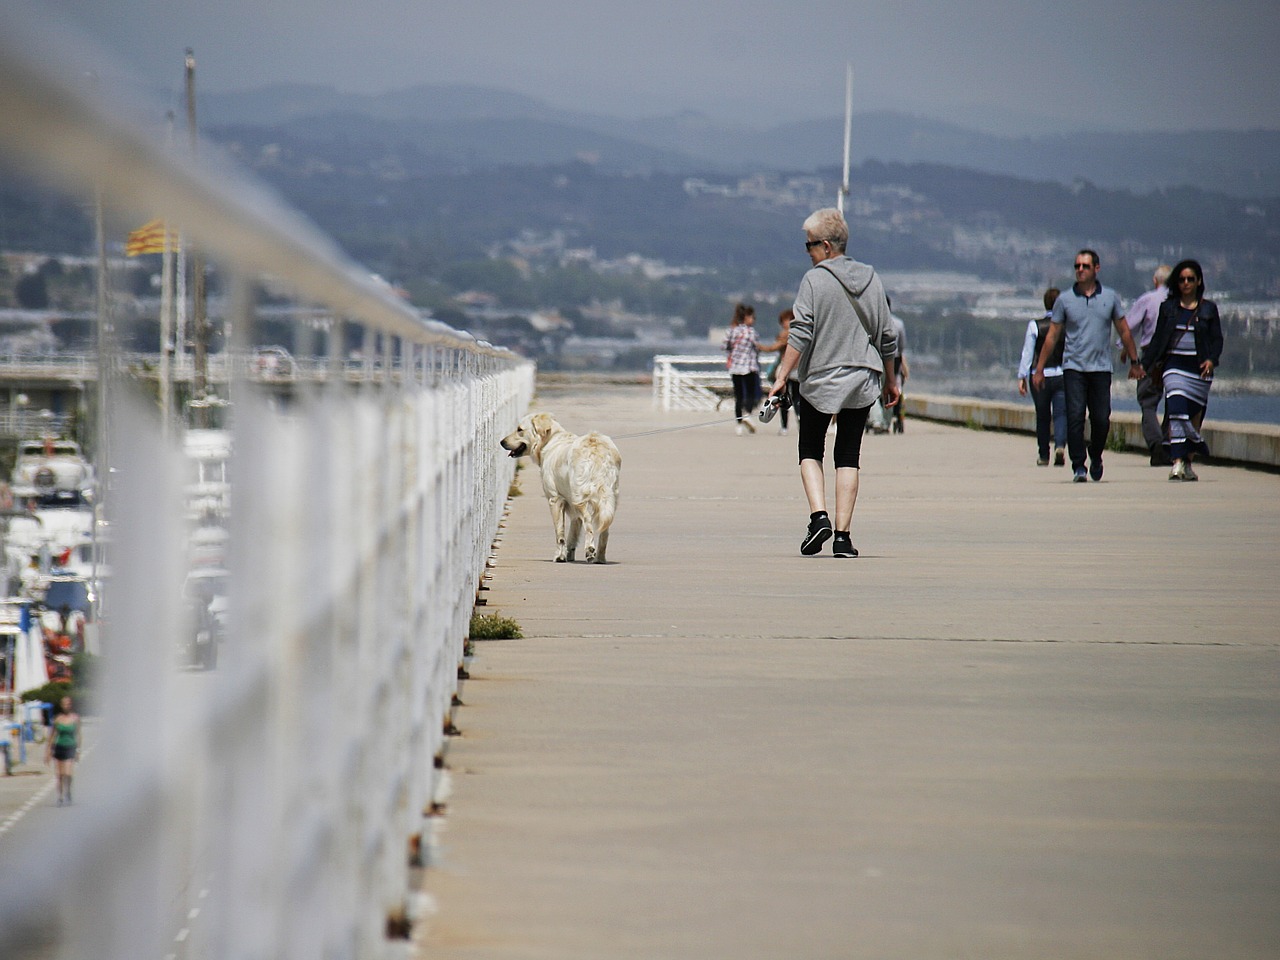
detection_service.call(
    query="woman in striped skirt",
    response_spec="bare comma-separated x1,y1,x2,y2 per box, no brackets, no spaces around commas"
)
1140,259,1224,481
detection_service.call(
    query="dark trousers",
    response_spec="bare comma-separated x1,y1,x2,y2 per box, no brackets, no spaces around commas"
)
731,373,758,422
1030,374,1066,460
1063,369,1112,470
1135,374,1164,451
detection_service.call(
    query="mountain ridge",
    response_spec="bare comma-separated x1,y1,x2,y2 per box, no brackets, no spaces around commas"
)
198,83,1280,198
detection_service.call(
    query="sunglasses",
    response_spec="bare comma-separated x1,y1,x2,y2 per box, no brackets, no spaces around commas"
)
805,239,829,251
1074,263,1094,271
1178,275,1198,284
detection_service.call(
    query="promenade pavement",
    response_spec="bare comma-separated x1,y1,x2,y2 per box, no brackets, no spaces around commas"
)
421,380,1279,960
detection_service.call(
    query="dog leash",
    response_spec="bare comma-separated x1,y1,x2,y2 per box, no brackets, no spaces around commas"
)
613,417,745,440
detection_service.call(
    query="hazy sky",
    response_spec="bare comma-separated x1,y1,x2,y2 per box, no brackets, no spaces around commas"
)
27,0,1280,135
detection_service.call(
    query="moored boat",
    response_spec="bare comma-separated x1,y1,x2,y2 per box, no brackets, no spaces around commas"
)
10,436,95,501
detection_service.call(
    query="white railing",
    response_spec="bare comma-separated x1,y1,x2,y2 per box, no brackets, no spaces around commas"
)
651,354,733,411
0,350,480,385
0,409,73,437
0,19,533,960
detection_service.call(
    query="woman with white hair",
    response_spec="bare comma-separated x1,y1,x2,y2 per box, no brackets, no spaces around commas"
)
765,208,898,557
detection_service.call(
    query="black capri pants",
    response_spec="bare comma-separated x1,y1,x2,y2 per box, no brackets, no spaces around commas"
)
794,391,872,469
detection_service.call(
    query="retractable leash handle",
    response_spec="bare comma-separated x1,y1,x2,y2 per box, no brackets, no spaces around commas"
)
758,394,790,423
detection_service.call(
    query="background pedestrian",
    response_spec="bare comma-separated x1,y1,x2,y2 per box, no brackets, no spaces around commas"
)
723,302,760,435
1018,287,1067,466
1141,259,1223,481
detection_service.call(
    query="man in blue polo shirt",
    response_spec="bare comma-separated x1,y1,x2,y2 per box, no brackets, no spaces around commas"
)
1033,249,1144,482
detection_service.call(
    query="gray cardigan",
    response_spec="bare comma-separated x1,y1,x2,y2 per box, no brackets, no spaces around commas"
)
789,256,897,414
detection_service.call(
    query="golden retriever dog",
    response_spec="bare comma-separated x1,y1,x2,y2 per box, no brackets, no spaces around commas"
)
500,412,621,563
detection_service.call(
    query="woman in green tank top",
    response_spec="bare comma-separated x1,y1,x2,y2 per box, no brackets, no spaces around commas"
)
45,695,79,806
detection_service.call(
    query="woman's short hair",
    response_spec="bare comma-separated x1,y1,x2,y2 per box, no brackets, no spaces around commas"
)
1043,287,1060,311
730,302,750,326
802,208,848,252
1168,259,1205,301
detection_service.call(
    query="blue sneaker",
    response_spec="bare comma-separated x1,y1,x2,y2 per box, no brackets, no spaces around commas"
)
1072,467,1088,483
1090,457,1103,481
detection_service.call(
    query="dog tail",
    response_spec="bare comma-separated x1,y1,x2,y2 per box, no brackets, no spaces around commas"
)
573,434,621,528
594,485,618,531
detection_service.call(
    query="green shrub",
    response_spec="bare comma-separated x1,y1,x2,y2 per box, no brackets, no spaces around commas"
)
19,652,100,712
469,612,523,640
20,680,72,707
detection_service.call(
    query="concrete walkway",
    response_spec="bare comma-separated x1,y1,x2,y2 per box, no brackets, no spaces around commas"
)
420,381,1280,960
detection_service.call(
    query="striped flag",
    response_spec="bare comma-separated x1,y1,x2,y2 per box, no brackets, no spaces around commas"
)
125,218,178,256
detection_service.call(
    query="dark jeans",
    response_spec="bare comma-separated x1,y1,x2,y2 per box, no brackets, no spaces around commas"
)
1063,369,1112,470
1030,374,1066,460
731,373,759,422
1135,373,1164,451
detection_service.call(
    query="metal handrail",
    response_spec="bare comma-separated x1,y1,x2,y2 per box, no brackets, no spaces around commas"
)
0,16,534,960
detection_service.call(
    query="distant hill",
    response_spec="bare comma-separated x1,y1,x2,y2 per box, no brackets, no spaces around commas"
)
201,84,1280,197
6,83,1276,305
200,109,1280,297
758,115,1280,200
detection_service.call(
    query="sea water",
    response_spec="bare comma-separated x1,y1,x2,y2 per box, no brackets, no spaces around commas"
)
1112,392,1280,427
919,377,1280,427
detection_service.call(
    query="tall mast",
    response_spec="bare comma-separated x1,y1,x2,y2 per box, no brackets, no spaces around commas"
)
93,169,109,607
186,47,209,425
159,111,175,438
838,63,852,215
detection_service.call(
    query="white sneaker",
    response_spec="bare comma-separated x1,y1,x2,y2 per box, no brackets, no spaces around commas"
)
1169,462,1185,481
778,427,788,436
735,424,745,436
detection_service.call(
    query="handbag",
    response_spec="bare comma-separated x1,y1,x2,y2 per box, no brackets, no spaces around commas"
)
1146,359,1164,392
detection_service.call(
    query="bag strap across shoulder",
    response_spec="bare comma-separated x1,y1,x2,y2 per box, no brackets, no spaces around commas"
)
817,262,878,343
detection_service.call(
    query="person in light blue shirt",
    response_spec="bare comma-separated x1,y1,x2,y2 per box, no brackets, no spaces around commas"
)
1033,249,1144,482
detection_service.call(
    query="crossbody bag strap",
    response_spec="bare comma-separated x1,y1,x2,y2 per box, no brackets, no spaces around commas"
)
818,262,878,343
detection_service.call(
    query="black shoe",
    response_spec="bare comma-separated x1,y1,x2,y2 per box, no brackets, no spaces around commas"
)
831,532,858,558
1089,458,1103,481
801,514,833,555
1149,447,1172,466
